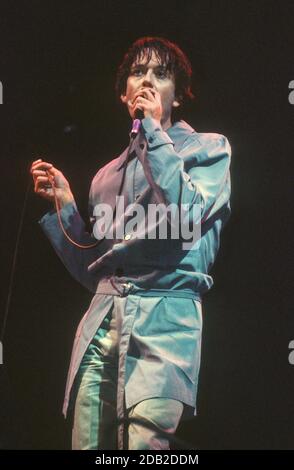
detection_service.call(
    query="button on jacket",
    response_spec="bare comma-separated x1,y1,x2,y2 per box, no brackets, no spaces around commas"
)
39,117,231,418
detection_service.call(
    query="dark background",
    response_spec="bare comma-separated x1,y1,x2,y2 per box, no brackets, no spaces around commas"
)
0,0,293,449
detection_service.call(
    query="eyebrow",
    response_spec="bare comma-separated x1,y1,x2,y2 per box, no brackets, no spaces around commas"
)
130,64,168,71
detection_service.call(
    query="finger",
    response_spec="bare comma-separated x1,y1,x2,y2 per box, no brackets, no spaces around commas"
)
142,88,156,99
46,171,56,185
35,185,52,195
133,96,149,108
36,188,54,200
133,95,150,103
31,158,42,165
34,175,52,191
133,90,145,100
30,158,43,172
33,172,55,187
34,175,51,183
35,183,52,195
46,167,59,176
141,89,160,106
31,170,48,177
139,88,158,100
35,179,53,189
30,160,41,172
31,162,52,172
132,89,153,103
30,162,53,173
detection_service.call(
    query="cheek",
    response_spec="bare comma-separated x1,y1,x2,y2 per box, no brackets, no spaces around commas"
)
160,87,176,108
125,79,136,98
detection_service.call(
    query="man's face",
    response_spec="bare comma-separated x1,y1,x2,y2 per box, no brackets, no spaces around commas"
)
120,50,180,122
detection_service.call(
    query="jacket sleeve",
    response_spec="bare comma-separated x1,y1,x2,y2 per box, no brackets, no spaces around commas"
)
38,183,104,293
138,117,231,225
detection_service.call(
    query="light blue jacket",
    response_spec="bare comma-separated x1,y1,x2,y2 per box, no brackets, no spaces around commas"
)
39,117,231,417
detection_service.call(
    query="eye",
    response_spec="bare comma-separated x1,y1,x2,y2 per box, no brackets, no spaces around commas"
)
132,68,143,76
156,68,170,79
156,69,167,78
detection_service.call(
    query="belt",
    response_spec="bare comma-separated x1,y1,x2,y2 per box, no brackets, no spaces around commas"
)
95,277,201,302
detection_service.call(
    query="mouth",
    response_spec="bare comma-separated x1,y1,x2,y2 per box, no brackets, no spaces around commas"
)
131,89,146,104
131,88,156,104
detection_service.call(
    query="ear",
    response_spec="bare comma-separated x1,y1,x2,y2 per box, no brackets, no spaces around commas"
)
172,98,181,108
172,93,182,108
120,93,127,104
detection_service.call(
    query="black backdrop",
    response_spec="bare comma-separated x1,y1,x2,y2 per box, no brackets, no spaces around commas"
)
0,0,293,449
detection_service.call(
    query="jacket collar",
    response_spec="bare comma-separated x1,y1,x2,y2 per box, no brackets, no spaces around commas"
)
116,119,195,171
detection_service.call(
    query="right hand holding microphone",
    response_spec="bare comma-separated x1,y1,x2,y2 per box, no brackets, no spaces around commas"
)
30,159,75,208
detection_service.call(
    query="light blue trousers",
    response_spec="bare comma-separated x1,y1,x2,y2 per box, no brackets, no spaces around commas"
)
71,306,184,450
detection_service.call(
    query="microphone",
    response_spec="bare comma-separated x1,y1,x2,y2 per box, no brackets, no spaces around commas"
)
130,108,144,137
134,108,145,120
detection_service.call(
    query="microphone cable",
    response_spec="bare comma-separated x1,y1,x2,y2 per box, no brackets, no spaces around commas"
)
1,175,32,344
45,120,140,249
1,120,141,342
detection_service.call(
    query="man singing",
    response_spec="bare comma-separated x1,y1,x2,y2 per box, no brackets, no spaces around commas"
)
30,36,231,450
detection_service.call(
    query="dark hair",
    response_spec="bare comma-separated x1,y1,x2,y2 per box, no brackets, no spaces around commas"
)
115,36,195,118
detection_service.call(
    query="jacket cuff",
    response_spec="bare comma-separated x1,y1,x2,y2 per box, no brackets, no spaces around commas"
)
39,201,78,230
141,117,174,149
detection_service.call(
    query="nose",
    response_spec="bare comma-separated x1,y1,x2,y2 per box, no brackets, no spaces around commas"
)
141,69,155,88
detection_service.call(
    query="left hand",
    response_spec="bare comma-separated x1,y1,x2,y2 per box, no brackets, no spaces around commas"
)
129,88,162,121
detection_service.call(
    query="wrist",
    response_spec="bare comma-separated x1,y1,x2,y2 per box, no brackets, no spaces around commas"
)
58,194,75,208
